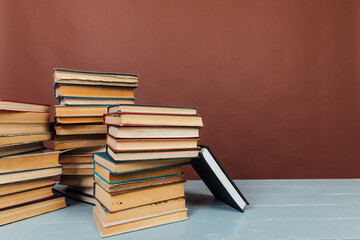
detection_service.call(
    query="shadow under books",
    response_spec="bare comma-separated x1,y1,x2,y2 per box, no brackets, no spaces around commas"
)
185,192,241,216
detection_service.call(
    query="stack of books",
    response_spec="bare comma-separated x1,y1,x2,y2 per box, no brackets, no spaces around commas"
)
93,104,203,237
51,69,138,203
0,99,66,225
58,146,105,204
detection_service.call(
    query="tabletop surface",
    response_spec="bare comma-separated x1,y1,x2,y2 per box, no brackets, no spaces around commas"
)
1,179,360,240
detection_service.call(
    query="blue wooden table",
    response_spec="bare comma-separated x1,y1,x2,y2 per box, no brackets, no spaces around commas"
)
1,179,360,239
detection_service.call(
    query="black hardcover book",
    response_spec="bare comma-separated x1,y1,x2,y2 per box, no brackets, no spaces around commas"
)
191,145,249,212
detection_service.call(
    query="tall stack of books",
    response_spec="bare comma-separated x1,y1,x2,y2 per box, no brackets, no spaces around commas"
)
51,69,138,203
0,99,66,225
93,104,203,237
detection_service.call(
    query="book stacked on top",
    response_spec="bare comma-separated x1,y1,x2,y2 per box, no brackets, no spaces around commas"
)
93,104,203,237
0,99,66,225
51,69,138,204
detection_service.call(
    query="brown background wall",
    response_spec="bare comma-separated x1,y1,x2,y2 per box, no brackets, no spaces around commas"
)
0,0,359,179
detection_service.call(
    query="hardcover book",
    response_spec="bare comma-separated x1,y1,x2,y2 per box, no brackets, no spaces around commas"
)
0,150,60,173
94,197,186,225
0,99,50,113
0,166,62,185
107,146,200,162
0,194,66,226
93,206,187,237
94,182,185,212
54,68,138,87
62,163,93,175
0,177,54,196
107,126,200,139
191,146,249,212
60,175,94,188
0,132,52,147
0,185,54,209
0,123,51,135
59,97,135,106
56,116,103,124
108,104,197,115
55,105,109,117
60,145,106,154
94,174,184,193
59,154,93,164
54,123,107,135
0,142,44,158
55,84,135,99
94,163,183,185
106,135,199,151
0,111,50,123
45,134,106,151
93,152,190,173
103,112,203,127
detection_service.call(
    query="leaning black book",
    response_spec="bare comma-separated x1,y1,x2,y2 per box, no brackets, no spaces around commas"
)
191,145,249,212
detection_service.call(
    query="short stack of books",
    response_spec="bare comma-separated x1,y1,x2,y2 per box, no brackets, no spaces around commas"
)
0,99,66,225
0,99,52,156
51,69,138,203
93,104,203,237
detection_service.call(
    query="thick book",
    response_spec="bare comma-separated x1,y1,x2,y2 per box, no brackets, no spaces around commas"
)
56,116,103,124
54,133,105,143
94,181,185,212
0,194,66,226
108,125,200,139
106,135,199,151
94,152,190,173
0,99,50,113
60,175,93,187
55,84,135,99
54,123,107,135
93,206,187,237
103,112,203,127
107,146,200,162
94,197,186,225
0,132,52,147
59,154,93,164
0,111,49,123
0,150,60,174
108,104,197,115
53,68,138,87
94,174,184,193
0,166,62,185
60,145,106,154
0,185,54,209
0,177,54,196
0,142,45,158
62,163,93,175
94,163,183,185
0,123,51,135
45,134,106,151
191,146,249,212
55,105,109,117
